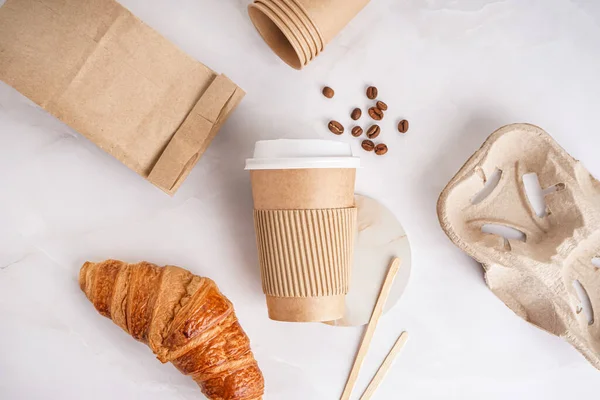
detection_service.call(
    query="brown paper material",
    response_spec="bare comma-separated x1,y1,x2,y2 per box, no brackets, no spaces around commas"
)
263,0,314,63
254,209,355,297
249,0,370,69
248,2,307,70
250,168,356,209
266,295,346,322
0,0,245,195
255,208,356,321
295,0,370,45
437,123,600,369
273,0,321,58
254,1,308,67
250,168,357,322
279,0,324,53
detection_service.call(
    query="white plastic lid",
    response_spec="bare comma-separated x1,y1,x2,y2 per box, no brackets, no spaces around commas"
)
245,139,361,170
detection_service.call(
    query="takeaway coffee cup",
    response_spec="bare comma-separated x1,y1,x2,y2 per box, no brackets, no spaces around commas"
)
246,139,360,322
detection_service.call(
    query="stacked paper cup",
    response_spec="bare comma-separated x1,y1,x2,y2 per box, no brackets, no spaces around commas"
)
246,140,360,322
248,0,370,69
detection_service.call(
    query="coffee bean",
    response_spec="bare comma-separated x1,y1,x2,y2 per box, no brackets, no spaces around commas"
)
362,140,375,152
351,108,362,120
366,86,378,100
376,101,388,111
328,120,344,135
368,107,383,121
375,143,388,155
398,119,409,133
351,126,363,137
366,125,381,139
322,86,335,98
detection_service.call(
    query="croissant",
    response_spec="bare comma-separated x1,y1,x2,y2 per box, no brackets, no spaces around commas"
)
79,260,264,400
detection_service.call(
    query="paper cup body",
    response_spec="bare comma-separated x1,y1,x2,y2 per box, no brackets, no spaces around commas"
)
279,0,324,54
294,0,370,44
267,0,317,61
248,2,306,69
246,140,359,322
248,0,369,69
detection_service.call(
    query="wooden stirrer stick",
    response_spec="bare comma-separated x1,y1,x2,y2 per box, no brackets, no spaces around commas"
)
339,257,402,400
359,331,409,400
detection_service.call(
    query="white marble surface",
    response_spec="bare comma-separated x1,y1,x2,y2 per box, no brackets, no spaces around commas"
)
328,195,412,327
1,0,600,398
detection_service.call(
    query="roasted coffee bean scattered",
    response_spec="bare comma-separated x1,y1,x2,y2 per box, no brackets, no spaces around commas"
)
361,139,375,152
398,119,409,133
351,126,363,137
376,101,388,111
323,85,407,153
366,86,378,100
375,143,388,155
328,120,344,135
368,107,384,121
366,125,381,139
322,86,335,98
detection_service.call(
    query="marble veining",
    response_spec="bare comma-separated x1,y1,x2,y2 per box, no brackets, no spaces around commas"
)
1,0,600,399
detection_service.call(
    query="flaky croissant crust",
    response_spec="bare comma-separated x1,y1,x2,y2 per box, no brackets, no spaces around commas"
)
80,260,264,400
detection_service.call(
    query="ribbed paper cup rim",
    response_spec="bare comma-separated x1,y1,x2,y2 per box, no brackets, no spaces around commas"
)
249,2,306,69
268,0,318,61
278,0,323,55
256,0,312,64
285,0,325,52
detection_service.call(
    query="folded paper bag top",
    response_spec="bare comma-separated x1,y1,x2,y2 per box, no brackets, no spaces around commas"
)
249,0,370,69
0,0,245,195
246,140,360,322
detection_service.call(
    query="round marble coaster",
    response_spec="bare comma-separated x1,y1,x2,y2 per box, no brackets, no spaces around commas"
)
325,195,412,327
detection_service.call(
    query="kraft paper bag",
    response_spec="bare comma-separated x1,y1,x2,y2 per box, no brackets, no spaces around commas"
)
0,0,245,195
